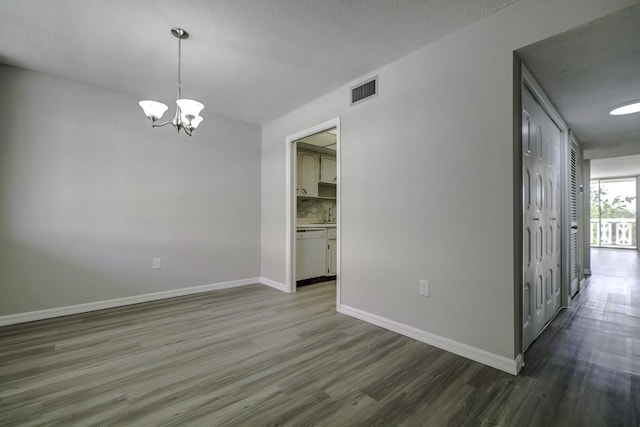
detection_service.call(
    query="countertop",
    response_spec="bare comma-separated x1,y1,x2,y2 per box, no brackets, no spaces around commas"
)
297,223,336,228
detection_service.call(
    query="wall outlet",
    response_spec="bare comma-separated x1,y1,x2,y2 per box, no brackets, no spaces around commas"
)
419,279,430,297
153,257,161,270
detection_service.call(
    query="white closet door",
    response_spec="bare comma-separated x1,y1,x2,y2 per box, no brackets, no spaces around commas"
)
522,87,562,350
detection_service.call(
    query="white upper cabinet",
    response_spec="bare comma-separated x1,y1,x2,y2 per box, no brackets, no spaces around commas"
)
298,152,318,197
319,156,337,184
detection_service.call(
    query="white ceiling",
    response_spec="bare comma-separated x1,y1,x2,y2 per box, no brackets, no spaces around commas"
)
297,129,337,150
516,4,640,159
0,0,517,125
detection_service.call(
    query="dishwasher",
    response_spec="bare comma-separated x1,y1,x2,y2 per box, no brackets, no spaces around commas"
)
296,228,327,281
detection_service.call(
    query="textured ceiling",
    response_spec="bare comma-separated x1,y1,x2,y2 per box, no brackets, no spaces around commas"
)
0,0,516,125
517,4,640,158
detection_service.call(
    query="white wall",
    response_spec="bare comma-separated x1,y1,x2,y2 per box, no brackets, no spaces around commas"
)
591,154,640,178
0,64,262,315
584,143,640,159
261,0,637,362
582,160,592,273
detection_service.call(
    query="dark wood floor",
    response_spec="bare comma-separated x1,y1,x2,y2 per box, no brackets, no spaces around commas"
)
1,250,638,426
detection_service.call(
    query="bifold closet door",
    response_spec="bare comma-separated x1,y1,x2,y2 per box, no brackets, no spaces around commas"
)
522,87,562,350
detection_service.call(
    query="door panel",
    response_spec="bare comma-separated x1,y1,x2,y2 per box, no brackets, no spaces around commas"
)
523,281,532,331
522,87,563,351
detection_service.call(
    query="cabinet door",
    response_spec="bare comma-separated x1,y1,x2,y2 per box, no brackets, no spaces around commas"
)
299,152,318,196
327,238,337,275
320,156,337,184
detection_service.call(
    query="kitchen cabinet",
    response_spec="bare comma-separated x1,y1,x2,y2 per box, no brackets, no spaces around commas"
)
319,155,337,184
297,152,318,197
326,227,337,276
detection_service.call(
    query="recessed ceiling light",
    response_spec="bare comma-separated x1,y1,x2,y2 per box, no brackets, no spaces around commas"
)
609,100,640,116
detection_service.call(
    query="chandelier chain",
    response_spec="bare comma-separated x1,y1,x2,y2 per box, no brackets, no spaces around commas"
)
177,36,182,100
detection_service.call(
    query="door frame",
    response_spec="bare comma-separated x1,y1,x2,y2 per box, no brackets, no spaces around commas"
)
517,63,573,356
285,117,341,307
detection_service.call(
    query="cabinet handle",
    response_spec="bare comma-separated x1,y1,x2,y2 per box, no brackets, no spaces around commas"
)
302,188,307,195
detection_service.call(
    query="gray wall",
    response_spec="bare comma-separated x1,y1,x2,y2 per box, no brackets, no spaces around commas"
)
583,160,592,272
260,0,636,359
0,65,262,315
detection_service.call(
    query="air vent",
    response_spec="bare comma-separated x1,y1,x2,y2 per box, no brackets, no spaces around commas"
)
351,76,378,106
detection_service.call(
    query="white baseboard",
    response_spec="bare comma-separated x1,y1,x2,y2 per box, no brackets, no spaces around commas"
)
584,268,592,275
338,304,520,375
259,277,289,293
515,353,524,373
0,277,262,327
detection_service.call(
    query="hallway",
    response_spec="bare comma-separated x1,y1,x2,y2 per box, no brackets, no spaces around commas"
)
517,247,640,425
575,248,640,376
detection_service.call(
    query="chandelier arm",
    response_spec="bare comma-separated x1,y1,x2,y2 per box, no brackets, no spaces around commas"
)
151,120,174,128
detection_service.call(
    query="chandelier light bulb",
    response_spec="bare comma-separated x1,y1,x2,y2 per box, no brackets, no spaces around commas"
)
176,99,205,118
139,100,169,120
190,116,204,129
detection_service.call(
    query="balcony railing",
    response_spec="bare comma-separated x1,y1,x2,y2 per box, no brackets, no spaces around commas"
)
590,218,637,248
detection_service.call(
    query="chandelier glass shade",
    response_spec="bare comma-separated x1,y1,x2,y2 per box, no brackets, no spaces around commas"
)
139,28,204,136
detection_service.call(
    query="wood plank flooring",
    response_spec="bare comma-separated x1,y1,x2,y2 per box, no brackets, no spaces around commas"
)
1,250,639,426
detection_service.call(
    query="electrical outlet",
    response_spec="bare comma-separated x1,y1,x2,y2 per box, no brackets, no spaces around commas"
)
153,257,161,270
419,279,430,297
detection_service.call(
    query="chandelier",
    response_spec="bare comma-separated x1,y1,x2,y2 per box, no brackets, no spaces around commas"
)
139,28,204,136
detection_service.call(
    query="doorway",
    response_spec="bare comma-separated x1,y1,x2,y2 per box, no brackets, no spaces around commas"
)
590,177,637,249
285,118,340,308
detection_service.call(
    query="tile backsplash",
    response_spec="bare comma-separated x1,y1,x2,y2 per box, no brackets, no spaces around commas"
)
297,198,336,223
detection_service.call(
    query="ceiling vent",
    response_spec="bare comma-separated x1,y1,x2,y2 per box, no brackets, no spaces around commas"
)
351,76,378,106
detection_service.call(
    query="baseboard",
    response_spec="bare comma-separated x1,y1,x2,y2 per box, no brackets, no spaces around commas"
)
515,353,524,373
259,277,289,293
0,277,261,327
338,304,520,375
584,268,592,275
580,277,587,289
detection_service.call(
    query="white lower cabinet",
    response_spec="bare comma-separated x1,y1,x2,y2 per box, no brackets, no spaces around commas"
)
327,228,337,276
